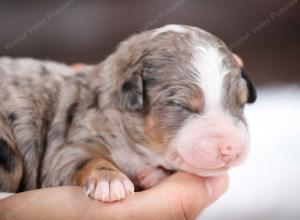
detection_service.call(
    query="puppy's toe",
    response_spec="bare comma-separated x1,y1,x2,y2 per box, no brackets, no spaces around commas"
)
122,178,135,195
138,167,170,189
94,179,110,201
84,170,134,202
109,179,126,201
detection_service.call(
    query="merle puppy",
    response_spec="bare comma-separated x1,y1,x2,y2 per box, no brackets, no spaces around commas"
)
0,25,256,202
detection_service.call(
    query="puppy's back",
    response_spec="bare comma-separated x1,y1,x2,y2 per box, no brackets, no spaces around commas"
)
0,57,74,82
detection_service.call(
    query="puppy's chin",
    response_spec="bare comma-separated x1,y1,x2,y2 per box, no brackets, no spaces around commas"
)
181,158,229,177
164,152,231,177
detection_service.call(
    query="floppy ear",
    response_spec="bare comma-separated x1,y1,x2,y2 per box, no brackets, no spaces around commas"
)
116,70,144,112
241,70,257,104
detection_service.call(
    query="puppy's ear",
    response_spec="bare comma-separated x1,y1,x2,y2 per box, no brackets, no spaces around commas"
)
116,71,144,112
241,70,257,104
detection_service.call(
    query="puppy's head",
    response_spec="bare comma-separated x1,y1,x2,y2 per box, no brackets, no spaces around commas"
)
109,25,256,176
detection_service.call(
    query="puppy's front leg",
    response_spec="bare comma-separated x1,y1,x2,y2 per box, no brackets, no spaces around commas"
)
75,158,134,202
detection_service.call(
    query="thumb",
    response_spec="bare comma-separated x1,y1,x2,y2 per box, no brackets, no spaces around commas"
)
204,174,229,207
159,172,229,219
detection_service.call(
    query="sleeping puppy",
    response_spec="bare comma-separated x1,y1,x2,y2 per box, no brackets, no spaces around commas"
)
0,24,256,202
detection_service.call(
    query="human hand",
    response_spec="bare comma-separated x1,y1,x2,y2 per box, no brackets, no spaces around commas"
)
0,172,228,220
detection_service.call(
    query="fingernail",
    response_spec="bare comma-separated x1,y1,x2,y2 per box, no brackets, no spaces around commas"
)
205,175,229,204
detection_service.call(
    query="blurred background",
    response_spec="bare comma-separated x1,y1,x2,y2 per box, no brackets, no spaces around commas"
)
0,0,299,219
0,0,299,86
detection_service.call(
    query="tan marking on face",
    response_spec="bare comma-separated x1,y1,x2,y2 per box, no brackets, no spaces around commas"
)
142,113,170,153
187,89,204,113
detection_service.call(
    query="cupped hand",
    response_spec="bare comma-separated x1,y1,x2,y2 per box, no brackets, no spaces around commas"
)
0,172,228,220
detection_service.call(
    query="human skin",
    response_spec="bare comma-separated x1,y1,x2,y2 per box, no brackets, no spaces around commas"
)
0,172,228,220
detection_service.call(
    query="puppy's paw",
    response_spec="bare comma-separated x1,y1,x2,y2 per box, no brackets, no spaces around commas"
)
84,170,134,202
137,166,171,189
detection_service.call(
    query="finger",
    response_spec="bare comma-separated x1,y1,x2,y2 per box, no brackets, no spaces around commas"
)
70,63,86,70
204,174,229,207
159,173,228,218
233,53,244,67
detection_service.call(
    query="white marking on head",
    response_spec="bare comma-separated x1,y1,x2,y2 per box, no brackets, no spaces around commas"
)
192,44,230,112
152,24,187,36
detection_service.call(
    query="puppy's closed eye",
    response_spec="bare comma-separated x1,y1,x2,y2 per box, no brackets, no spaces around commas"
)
167,100,188,110
166,100,199,113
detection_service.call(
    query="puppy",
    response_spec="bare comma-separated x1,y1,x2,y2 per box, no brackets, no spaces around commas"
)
0,24,256,202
